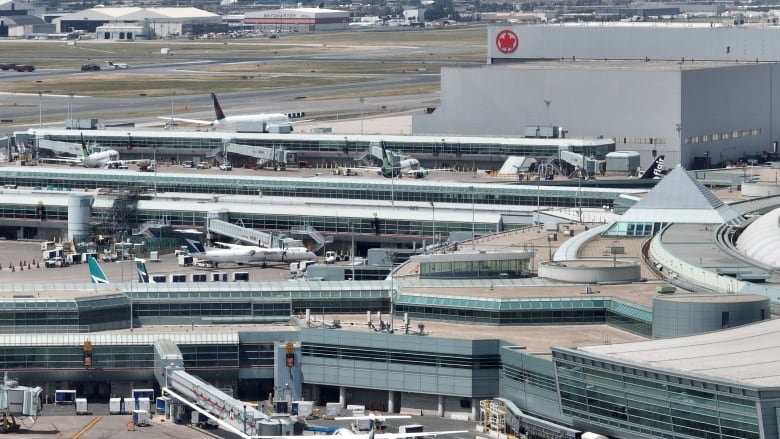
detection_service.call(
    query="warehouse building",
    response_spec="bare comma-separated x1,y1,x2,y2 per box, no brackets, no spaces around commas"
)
243,7,349,32
54,7,223,38
412,23,780,171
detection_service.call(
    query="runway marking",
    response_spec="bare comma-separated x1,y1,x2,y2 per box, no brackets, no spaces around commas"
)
72,415,102,439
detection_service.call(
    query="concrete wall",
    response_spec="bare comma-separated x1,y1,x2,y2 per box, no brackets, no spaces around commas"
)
488,24,780,62
538,260,641,283
652,294,770,338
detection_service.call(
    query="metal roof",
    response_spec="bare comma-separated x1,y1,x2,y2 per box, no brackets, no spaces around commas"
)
580,317,780,387
57,7,218,21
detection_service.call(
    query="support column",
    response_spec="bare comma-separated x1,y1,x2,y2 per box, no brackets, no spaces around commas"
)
437,395,444,417
471,398,479,421
388,390,395,413
339,386,346,409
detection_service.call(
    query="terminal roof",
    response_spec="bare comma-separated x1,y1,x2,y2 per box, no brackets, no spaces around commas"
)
580,318,780,387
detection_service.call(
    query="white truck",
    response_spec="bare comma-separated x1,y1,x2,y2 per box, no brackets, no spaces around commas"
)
191,411,219,429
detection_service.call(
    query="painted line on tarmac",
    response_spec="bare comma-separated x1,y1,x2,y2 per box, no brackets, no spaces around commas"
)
72,415,102,439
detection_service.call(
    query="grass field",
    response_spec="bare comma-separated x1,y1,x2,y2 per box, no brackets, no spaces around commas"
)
0,26,486,97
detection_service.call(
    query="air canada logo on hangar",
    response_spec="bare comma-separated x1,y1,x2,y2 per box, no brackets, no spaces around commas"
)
496,29,518,54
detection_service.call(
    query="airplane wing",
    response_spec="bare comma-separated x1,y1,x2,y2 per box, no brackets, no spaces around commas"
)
157,116,213,126
39,157,83,166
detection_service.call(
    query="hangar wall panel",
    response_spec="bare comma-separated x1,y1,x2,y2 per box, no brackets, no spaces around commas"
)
413,65,681,166
680,64,773,167
488,25,780,62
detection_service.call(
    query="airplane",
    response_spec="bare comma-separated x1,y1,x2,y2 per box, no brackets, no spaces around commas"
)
106,61,129,69
160,92,305,131
215,242,317,268
184,237,258,268
639,155,667,179
369,141,445,179
88,256,155,283
41,133,126,168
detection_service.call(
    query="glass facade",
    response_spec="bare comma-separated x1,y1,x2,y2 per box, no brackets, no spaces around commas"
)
605,222,655,236
554,350,760,439
302,343,501,370
418,257,532,279
0,296,129,333
0,169,631,210
17,130,614,162
396,295,651,333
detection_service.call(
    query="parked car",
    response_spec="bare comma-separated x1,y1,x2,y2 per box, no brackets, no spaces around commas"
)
80,63,101,72
196,162,211,169
219,163,232,171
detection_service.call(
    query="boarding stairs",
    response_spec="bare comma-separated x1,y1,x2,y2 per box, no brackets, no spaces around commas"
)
290,225,332,254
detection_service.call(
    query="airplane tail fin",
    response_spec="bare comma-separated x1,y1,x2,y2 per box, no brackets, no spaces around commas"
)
88,256,110,284
135,258,153,283
640,155,666,179
80,133,89,158
379,141,395,178
211,92,226,122
184,237,207,256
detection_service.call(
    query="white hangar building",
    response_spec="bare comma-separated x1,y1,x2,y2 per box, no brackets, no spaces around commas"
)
55,7,223,39
412,23,780,170
243,8,349,32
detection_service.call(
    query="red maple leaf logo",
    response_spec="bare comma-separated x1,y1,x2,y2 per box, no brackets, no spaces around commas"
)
496,30,518,54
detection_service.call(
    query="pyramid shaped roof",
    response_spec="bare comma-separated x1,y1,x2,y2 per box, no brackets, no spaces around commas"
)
618,165,742,225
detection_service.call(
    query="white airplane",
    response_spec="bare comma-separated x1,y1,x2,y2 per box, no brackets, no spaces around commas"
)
41,133,124,168
184,238,258,268
215,242,317,268
161,92,305,131
106,61,129,69
368,141,446,179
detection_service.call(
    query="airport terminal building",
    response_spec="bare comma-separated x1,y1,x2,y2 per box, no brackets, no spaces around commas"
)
2,161,780,437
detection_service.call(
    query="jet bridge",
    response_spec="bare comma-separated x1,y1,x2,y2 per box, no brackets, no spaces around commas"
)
207,217,274,247
155,339,302,439
225,142,295,168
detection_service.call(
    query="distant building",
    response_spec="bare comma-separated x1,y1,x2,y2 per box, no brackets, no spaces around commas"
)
243,8,349,32
54,7,223,39
403,7,426,24
0,15,53,37
412,23,780,170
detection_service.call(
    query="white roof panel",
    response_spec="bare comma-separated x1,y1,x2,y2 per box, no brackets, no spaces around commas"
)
580,317,780,387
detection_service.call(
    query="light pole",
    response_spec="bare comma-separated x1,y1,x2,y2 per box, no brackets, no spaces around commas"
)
536,170,541,230
38,91,43,128
169,91,176,129
67,91,74,128
429,201,435,251
153,146,158,196
360,97,365,135
470,186,475,250
350,222,355,281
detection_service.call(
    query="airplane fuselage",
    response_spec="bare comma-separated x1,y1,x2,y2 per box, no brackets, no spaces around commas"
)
83,150,120,168
214,113,291,127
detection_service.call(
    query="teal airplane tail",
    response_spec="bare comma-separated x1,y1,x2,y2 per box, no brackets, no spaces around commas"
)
88,256,109,284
